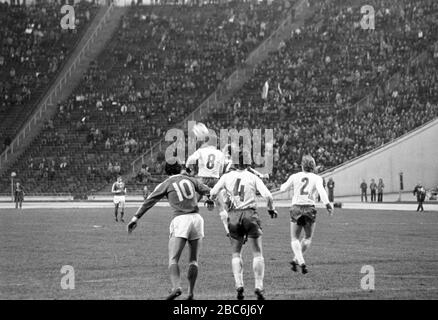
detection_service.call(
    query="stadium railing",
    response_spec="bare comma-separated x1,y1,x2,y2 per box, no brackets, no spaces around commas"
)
0,3,115,174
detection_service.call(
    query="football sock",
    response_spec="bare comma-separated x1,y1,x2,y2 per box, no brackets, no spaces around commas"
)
120,211,124,219
169,263,181,290
291,239,305,265
232,256,244,288
187,262,198,296
114,207,118,219
301,239,312,254
253,256,265,290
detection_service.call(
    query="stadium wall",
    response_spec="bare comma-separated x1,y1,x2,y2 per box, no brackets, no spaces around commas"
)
273,118,438,200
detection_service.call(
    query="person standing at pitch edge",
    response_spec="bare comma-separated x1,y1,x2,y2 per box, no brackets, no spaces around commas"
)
14,182,25,209
413,182,426,212
327,177,335,202
377,178,384,202
370,179,377,202
360,179,368,202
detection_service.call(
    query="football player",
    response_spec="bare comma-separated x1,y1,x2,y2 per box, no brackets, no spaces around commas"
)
280,155,334,274
127,160,213,300
210,153,278,300
112,176,127,222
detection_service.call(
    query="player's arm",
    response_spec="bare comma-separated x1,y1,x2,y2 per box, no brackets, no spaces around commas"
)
209,175,226,201
186,150,200,175
111,183,116,193
280,175,293,192
316,177,333,215
127,182,167,233
193,178,215,210
255,176,278,218
247,166,269,179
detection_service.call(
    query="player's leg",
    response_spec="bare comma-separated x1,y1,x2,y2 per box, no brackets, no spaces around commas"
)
167,236,186,300
114,201,119,221
230,237,245,299
217,190,230,235
186,238,201,300
301,222,316,254
248,236,265,300
119,199,125,222
290,221,306,270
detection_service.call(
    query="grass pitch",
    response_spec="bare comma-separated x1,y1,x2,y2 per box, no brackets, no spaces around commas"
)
1,206,437,299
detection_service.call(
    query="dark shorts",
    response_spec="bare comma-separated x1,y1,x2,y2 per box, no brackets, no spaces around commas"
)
290,205,317,226
199,177,219,188
228,209,262,242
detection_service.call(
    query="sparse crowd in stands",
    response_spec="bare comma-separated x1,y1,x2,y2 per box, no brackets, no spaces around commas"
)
1,0,437,194
0,0,98,154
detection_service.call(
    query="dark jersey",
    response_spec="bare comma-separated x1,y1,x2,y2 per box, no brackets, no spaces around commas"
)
135,173,210,219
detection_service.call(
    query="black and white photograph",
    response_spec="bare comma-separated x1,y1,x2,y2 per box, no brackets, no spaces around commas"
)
0,0,437,309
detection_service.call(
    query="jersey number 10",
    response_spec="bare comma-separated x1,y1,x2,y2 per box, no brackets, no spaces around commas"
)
173,180,195,201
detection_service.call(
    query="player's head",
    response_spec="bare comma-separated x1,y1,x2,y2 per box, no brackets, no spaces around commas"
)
117,176,122,182
235,150,252,170
301,154,316,173
165,158,183,176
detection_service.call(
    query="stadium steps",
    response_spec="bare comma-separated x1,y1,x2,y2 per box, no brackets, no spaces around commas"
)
0,5,128,178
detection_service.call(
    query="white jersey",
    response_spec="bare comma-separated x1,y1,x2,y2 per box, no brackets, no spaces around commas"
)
186,145,226,178
210,169,273,210
280,171,330,206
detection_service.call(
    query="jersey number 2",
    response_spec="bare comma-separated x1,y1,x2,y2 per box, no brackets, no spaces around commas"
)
300,177,309,195
173,180,195,201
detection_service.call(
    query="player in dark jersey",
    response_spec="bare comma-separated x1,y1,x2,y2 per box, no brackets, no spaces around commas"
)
14,182,25,209
127,159,213,300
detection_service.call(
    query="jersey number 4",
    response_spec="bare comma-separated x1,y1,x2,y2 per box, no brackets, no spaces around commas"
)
233,178,245,201
173,180,195,201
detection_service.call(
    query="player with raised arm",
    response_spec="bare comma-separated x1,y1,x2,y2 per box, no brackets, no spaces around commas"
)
127,160,213,300
210,153,278,300
112,176,127,222
280,155,333,274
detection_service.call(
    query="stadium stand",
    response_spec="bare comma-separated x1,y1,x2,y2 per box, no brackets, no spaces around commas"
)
0,0,99,154
0,1,288,195
1,0,437,195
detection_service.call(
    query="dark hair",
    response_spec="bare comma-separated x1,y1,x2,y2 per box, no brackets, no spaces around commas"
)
165,159,182,176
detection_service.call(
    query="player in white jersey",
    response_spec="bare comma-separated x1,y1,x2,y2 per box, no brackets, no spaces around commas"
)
280,155,333,274
187,141,229,231
210,154,278,300
186,143,226,187
112,176,127,222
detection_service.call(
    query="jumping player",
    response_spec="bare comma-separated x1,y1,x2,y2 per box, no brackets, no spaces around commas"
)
186,140,228,232
112,176,127,222
280,155,333,274
127,160,213,300
210,153,278,300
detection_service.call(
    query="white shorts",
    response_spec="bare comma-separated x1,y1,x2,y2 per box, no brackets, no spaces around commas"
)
169,213,204,241
113,195,126,204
